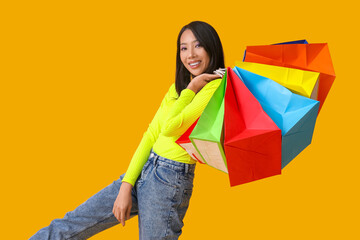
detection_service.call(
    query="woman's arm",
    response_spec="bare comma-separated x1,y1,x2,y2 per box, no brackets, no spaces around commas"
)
161,74,222,137
121,84,175,186
113,84,175,226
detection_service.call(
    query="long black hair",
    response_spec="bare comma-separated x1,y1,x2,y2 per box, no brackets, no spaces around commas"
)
175,21,225,96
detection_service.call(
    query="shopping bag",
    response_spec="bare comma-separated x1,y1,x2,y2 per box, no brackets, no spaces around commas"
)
234,61,320,99
242,40,308,61
233,67,320,168
189,73,228,173
243,43,335,112
175,119,205,164
224,67,282,186
273,39,308,45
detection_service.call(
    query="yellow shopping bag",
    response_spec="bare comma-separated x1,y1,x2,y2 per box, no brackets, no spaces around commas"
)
234,61,320,100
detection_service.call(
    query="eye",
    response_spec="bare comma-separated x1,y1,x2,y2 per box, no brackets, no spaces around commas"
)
195,43,202,48
180,47,187,51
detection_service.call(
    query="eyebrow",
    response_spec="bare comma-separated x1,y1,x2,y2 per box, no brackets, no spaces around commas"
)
180,40,199,45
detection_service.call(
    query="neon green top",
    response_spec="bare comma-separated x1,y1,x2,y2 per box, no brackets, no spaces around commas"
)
122,79,222,186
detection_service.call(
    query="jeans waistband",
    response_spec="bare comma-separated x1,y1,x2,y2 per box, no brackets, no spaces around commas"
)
149,149,196,174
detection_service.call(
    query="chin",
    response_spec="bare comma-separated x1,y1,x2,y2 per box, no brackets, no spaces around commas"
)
189,69,203,77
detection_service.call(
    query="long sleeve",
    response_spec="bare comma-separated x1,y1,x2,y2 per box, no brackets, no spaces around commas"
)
161,79,222,137
121,84,175,186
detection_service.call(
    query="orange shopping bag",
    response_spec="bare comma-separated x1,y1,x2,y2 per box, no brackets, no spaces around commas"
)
244,43,335,112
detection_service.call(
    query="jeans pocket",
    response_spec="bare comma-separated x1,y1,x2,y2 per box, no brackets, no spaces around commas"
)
142,160,151,176
183,170,195,182
154,165,179,189
177,188,193,221
182,189,193,206
137,160,152,188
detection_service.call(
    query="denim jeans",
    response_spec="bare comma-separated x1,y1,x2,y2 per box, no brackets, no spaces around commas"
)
29,149,196,240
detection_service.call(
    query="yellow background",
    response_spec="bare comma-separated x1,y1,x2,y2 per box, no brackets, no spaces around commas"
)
1,0,358,239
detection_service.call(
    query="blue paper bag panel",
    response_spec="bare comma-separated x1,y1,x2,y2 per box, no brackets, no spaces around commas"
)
233,67,319,169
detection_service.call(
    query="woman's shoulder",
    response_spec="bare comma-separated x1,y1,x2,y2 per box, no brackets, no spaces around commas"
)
166,83,179,99
168,83,176,92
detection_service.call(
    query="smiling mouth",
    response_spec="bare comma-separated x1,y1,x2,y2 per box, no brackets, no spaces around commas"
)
189,61,201,69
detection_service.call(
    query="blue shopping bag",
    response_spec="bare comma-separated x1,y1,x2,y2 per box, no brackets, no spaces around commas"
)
233,67,320,169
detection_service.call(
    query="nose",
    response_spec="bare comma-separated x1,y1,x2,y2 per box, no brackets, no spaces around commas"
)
188,46,196,59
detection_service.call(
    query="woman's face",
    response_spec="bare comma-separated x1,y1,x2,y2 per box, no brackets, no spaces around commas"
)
180,29,210,77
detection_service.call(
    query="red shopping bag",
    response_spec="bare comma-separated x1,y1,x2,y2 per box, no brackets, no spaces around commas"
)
224,67,282,186
175,119,205,164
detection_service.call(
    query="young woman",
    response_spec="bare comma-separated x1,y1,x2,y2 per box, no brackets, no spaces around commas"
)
30,20,225,240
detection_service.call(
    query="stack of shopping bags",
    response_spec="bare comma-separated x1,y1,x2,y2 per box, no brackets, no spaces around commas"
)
176,40,336,187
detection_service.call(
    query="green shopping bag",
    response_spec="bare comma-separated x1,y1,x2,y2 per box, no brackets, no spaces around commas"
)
189,73,228,173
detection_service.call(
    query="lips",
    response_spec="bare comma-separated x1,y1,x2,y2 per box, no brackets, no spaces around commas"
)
189,61,201,69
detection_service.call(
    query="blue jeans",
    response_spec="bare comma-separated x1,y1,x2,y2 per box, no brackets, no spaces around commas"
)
30,149,196,240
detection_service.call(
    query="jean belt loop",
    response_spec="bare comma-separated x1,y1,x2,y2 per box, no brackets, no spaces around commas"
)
154,154,159,167
185,164,189,174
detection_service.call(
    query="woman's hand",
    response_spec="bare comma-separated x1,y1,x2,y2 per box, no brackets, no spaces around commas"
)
187,69,224,94
112,181,133,226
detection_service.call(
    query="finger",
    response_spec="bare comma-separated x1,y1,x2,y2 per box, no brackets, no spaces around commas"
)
112,204,120,222
116,210,121,223
213,70,224,78
112,206,116,218
113,208,119,222
120,209,125,226
213,69,224,74
208,73,222,80
126,206,131,221
216,67,226,74
214,72,223,78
